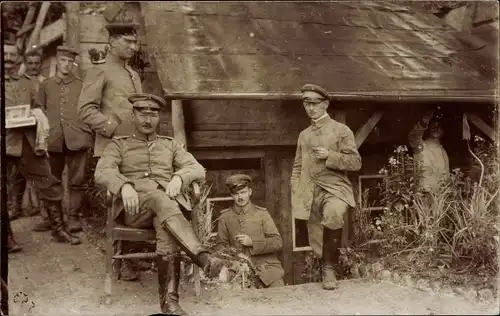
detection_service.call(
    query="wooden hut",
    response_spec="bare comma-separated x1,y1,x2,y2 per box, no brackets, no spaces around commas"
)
20,1,498,285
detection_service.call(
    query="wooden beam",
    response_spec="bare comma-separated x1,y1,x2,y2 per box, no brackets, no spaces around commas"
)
16,4,38,76
25,2,51,53
354,111,384,148
65,2,82,77
171,100,187,146
467,112,496,141
25,19,65,56
16,3,37,47
171,98,200,297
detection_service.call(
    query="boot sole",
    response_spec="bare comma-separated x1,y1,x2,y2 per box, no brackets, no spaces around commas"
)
51,238,82,245
33,228,50,232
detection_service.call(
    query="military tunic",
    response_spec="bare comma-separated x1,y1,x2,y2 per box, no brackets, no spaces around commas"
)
216,203,285,286
291,114,362,256
77,53,142,157
4,73,63,202
94,134,206,254
36,74,94,215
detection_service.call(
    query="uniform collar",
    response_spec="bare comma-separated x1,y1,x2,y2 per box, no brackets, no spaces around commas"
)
107,51,129,66
233,202,253,215
132,132,158,142
54,74,74,84
311,113,331,129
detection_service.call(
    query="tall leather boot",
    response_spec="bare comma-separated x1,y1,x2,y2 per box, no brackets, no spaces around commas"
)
157,252,187,315
67,190,83,233
322,228,343,290
8,178,25,221
32,202,51,232
7,216,22,253
45,201,81,245
161,213,225,278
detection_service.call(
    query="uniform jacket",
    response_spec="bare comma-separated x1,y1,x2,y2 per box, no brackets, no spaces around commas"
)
291,114,362,220
5,73,37,157
216,203,285,286
408,120,449,192
94,133,206,219
77,52,142,157
24,73,45,95
36,74,94,153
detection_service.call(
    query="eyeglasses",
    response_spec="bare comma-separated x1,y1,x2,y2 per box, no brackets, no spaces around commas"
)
302,99,326,106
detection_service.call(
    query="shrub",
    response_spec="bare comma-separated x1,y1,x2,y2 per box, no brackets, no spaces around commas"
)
352,137,498,278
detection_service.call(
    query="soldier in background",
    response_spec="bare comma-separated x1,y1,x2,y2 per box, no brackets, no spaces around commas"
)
291,84,362,290
22,49,47,218
94,93,225,315
78,22,143,281
4,40,81,247
34,46,94,233
217,174,285,288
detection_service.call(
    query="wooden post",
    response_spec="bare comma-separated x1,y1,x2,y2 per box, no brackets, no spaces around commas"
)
25,2,51,53
65,2,81,78
16,3,37,76
171,99,201,299
171,100,187,145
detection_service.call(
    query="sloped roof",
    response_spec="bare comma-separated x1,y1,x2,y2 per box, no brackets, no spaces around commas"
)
141,1,497,101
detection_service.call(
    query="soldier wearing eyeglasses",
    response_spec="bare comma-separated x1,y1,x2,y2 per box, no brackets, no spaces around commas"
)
291,84,362,290
77,21,143,281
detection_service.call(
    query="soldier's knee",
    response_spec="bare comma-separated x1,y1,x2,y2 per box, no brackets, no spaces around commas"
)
149,190,180,211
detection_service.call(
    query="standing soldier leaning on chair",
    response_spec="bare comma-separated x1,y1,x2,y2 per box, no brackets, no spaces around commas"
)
216,174,286,288
94,93,225,315
77,21,145,281
4,40,81,249
291,84,362,290
33,46,94,233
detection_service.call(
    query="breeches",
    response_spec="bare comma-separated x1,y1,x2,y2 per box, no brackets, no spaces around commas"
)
312,186,349,230
308,186,349,257
5,135,63,202
49,145,90,215
122,189,185,255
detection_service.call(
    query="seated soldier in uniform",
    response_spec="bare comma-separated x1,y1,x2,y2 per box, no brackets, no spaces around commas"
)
94,93,225,315
216,174,285,288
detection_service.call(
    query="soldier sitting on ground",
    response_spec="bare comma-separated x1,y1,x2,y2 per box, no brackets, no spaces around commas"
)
216,174,286,288
94,92,226,315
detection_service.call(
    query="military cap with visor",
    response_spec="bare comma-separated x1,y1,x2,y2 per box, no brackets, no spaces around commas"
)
56,45,79,59
128,93,166,113
225,174,253,193
105,22,140,40
301,83,330,102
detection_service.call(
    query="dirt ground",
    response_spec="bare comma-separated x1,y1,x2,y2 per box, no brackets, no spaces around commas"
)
8,216,499,316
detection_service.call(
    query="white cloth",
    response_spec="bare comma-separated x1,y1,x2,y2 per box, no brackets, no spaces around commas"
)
419,139,450,192
30,108,50,156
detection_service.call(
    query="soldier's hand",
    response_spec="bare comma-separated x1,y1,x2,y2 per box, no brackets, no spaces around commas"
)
312,147,329,160
121,184,139,215
235,234,253,247
166,175,183,198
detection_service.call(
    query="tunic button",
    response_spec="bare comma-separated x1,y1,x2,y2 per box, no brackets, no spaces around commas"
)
144,172,149,176
107,121,112,125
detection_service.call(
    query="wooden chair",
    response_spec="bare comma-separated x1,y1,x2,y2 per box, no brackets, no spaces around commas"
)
104,182,202,304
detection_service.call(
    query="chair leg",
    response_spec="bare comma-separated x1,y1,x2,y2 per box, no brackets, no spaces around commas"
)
112,240,123,281
105,232,114,304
